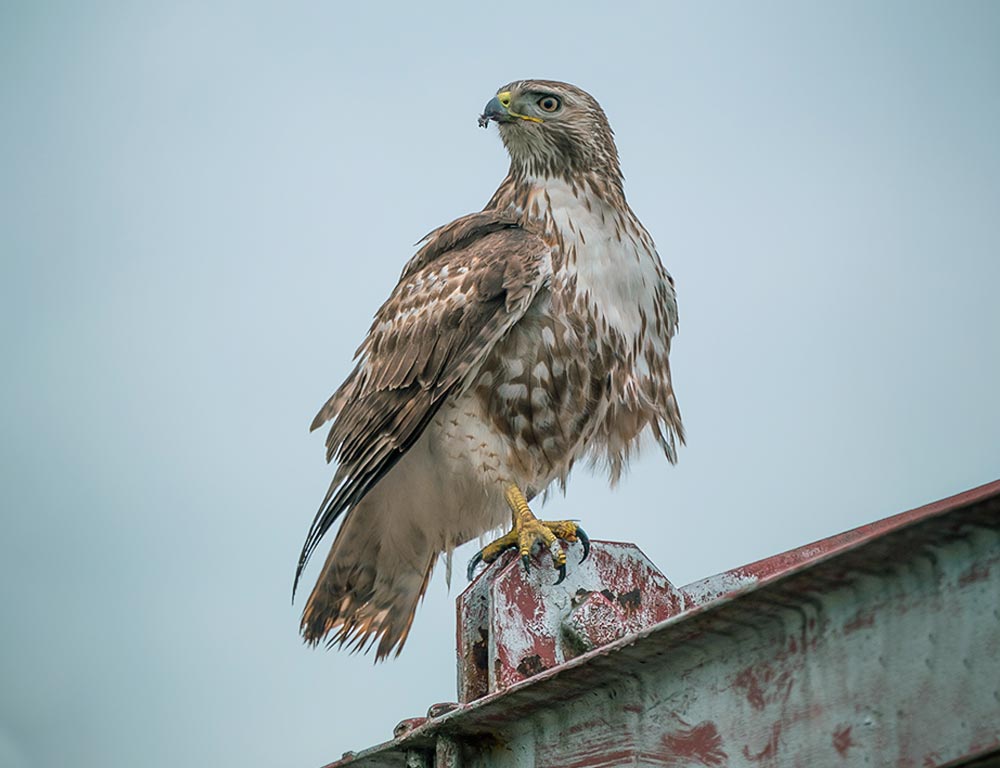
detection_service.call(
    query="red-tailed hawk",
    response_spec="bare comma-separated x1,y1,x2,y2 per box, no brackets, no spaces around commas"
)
295,80,684,659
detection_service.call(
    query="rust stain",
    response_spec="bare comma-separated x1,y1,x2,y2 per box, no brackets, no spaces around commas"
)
618,587,642,613
832,725,853,757
661,722,727,766
843,610,875,634
516,653,547,678
958,563,990,587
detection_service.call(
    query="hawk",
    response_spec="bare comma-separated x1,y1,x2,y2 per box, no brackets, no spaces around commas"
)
295,80,684,660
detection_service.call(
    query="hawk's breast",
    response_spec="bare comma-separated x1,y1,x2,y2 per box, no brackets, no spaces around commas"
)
468,296,614,496
465,176,679,492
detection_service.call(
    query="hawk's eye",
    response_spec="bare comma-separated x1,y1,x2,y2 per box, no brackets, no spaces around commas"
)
537,96,561,113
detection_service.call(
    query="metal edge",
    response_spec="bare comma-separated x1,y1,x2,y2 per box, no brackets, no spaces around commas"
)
328,478,1000,765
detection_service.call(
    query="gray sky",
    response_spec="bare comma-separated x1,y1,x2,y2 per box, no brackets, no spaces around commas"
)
2,2,998,767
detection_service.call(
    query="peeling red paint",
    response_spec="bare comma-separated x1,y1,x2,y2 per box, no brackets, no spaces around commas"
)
662,722,727,766
735,667,767,710
391,717,427,738
338,480,1000,768
459,541,684,700
843,610,875,634
832,725,853,757
733,664,794,711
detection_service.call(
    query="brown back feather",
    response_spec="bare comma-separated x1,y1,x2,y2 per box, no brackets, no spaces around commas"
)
294,216,551,598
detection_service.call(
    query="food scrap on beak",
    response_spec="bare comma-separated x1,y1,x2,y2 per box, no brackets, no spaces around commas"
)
478,95,507,128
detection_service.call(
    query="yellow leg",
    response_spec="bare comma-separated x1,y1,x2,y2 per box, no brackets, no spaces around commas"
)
468,483,590,584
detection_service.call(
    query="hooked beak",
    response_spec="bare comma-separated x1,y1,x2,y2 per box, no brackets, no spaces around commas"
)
478,95,510,128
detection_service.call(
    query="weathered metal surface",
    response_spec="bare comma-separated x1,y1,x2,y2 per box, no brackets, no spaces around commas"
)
457,540,683,702
679,481,1000,610
323,479,1000,768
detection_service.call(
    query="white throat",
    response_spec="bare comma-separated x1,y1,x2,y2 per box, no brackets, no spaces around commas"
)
525,176,662,343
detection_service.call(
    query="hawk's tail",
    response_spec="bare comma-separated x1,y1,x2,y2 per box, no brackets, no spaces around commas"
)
299,490,438,661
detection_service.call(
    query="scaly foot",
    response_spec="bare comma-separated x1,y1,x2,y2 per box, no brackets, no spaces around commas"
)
467,484,590,584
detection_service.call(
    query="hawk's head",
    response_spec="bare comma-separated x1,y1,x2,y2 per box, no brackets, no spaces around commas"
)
479,79,621,180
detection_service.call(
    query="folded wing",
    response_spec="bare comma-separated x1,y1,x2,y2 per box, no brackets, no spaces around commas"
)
294,216,551,597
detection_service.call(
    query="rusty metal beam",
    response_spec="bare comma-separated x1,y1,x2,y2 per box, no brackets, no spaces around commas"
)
325,480,1000,768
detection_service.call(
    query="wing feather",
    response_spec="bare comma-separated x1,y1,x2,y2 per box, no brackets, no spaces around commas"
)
294,218,551,595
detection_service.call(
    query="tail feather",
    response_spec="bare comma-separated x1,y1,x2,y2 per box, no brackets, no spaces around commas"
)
300,555,436,660
299,492,438,660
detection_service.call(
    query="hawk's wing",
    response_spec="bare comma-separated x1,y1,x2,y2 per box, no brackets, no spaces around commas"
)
294,215,551,595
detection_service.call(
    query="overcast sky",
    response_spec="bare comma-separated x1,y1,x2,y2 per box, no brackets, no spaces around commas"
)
2,2,998,767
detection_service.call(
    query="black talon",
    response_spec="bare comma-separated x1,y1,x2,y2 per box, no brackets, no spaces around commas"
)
577,526,591,563
554,563,567,585
521,554,531,572
466,552,483,582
